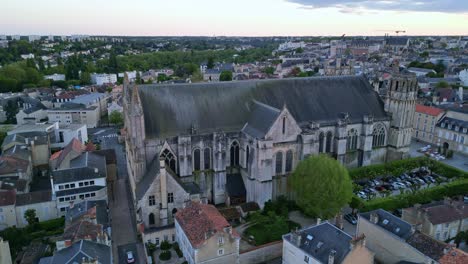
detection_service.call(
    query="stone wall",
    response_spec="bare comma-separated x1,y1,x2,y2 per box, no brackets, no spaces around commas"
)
239,241,283,264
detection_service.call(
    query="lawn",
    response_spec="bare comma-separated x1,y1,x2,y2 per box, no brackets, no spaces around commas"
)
245,219,300,246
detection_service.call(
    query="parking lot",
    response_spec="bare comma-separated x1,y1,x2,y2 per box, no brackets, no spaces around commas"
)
410,141,468,172
353,167,447,201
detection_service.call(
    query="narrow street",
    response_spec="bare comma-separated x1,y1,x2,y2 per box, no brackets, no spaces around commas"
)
90,128,146,264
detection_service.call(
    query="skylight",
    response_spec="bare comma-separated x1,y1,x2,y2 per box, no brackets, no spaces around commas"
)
382,219,389,225
307,235,313,240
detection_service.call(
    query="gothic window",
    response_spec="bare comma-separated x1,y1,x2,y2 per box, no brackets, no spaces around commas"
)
275,152,283,174
148,195,156,206
204,148,211,170
282,117,286,134
372,125,386,148
149,213,155,225
230,141,240,167
193,149,201,171
160,149,176,173
325,131,333,153
285,150,293,172
167,192,174,203
246,146,250,170
318,132,325,153
347,129,358,151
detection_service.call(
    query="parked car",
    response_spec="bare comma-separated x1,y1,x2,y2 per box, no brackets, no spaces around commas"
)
127,251,135,263
344,214,357,225
375,186,386,192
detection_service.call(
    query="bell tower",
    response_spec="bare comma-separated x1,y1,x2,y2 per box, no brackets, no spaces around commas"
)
385,65,418,161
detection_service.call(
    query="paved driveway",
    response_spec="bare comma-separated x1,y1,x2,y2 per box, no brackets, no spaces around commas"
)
92,128,146,263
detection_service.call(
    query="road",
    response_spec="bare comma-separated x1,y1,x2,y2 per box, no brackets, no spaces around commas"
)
89,128,146,264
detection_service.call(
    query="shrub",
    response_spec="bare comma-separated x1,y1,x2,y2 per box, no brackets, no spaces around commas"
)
173,242,183,258
348,157,467,180
446,150,454,158
361,179,468,212
160,240,172,250
159,250,171,261
39,218,65,231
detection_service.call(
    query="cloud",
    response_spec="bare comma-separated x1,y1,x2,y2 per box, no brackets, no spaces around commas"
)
287,0,468,13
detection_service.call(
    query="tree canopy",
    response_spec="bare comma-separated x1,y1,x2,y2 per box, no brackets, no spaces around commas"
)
219,70,233,81
289,154,353,219
109,111,123,126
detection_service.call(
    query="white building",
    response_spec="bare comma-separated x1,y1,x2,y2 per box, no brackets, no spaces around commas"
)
278,41,305,51
28,35,41,42
47,106,100,128
44,74,66,81
51,123,88,149
91,73,117,85
20,53,35,59
459,69,468,86
51,152,107,214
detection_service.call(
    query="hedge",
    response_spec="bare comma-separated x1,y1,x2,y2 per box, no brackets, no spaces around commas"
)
348,157,468,180
361,179,468,212
159,250,171,261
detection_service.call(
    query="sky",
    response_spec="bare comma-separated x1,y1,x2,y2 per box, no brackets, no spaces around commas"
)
1,0,467,36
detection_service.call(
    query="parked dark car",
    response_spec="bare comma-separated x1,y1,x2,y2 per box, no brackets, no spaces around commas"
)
344,214,357,225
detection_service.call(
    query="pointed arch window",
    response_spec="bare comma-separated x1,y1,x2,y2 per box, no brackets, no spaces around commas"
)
230,141,240,167
193,149,201,171
275,152,283,174
160,149,176,173
285,150,293,173
372,125,386,148
347,129,358,151
282,117,286,134
318,132,325,153
245,146,250,170
204,148,211,170
325,131,333,153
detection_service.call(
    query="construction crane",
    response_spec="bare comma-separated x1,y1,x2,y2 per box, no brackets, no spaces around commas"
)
375,30,406,36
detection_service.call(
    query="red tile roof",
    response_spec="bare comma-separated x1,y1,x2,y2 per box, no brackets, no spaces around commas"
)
416,104,445,117
0,190,16,206
0,156,30,175
439,248,468,264
175,202,239,248
50,150,62,161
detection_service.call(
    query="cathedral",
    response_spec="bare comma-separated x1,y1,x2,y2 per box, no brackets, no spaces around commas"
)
123,74,417,242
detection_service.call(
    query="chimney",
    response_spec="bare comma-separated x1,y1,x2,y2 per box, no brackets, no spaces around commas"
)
317,218,321,225
328,250,336,264
369,212,379,224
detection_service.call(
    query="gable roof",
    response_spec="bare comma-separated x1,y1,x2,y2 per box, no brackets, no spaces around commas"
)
175,202,239,248
41,240,111,264
53,138,85,168
415,104,444,117
360,209,413,240
242,100,281,139
137,76,390,138
0,155,30,175
284,222,353,264
406,231,447,261
16,190,52,206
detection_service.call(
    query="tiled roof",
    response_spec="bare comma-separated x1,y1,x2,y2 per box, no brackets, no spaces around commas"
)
406,231,447,261
0,155,30,175
439,248,468,264
16,191,52,206
416,104,444,117
175,202,239,248
0,190,16,206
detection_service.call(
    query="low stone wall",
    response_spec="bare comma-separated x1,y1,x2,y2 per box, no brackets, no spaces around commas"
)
239,240,282,264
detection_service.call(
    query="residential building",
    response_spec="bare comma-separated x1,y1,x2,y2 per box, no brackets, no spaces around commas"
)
51,124,88,149
44,74,66,81
203,69,221,82
38,240,111,264
407,67,436,77
47,106,100,128
107,100,123,115
91,73,117,85
15,191,58,228
434,110,468,154
175,201,240,264
0,191,17,230
283,221,374,264
16,107,48,125
459,69,468,86
51,152,107,214
1,132,50,167
413,104,445,143
70,93,110,117
50,138,85,170
439,247,468,264
357,209,450,264
402,198,468,241
0,237,12,264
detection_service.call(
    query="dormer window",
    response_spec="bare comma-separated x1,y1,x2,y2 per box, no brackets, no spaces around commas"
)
463,128,467,133
382,219,389,225
455,126,459,132
441,123,445,128
448,124,452,129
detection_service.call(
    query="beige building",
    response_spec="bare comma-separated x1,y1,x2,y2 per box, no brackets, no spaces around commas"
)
15,191,58,228
0,237,12,264
357,209,450,264
283,221,374,264
175,201,240,264
413,104,445,143
402,198,468,241
434,109,468,154
0,191,17,230
47,106,100,128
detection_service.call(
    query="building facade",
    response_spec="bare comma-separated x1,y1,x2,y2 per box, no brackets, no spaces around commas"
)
413,104,445,143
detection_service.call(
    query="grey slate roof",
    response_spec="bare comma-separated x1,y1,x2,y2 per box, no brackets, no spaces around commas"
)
39,240,111,264
242,100,281,139
138,76,390,139
386,37,409,46
135,156,160,200
16,190,52,206
360,209,413,240
284,222,353,264
437,117,468,134
52,167,106,184
65,199,109,228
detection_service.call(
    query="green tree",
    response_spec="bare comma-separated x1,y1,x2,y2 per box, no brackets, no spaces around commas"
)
24,209,37,226
108,51,119,74
109,111,123,126
263,67,275,75
219,70,232,81
80,71,91,85
207,57,214,69
289,155,353,219
436,81,449,88
37,57,45,72
4,100,19,124
350,196,364,214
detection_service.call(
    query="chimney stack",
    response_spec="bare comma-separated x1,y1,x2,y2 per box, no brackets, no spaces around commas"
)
328,250,336,264
370,212,379,224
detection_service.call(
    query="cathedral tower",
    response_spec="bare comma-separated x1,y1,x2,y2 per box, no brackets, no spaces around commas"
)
385,71,418,161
